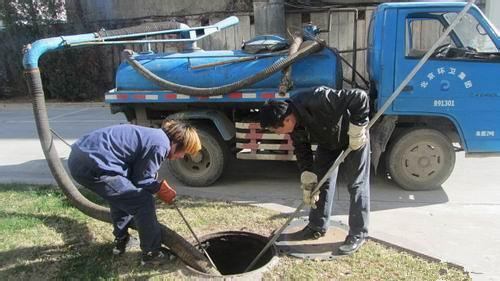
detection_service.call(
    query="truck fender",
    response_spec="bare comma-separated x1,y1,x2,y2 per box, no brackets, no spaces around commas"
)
370,115,397,173
166,110,235,141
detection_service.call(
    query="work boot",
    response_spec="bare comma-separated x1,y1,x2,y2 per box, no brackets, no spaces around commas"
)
287,225,326,241
141,247,176,266
112,234,130,255
338,235,365,255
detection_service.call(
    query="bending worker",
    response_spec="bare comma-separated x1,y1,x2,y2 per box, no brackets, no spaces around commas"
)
259,86,370,255
67,120,201,265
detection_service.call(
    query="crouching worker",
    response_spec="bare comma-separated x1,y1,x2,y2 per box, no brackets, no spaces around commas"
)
68,120,201,265
259,86,370,255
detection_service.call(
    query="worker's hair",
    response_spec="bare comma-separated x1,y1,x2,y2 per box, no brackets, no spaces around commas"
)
259,100,292,129
161,120,202,155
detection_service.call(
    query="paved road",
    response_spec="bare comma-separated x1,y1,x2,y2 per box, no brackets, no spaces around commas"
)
1,103,499,280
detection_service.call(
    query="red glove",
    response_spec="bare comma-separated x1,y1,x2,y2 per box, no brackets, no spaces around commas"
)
157,180,176,204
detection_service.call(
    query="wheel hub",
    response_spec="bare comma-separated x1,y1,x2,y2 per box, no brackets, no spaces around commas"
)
190,151,203,163
403,143,443,179
180,147,211,173
418,156,431,167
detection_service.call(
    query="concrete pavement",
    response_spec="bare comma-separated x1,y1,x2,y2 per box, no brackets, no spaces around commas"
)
1,103,499,280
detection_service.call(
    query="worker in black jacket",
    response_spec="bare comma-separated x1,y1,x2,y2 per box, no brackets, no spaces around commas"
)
259,86,370,255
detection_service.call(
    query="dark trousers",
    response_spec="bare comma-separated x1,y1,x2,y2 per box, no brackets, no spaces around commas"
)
308,141,370,238
68,149,162,253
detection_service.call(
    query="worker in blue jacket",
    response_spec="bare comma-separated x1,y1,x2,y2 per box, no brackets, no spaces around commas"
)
68,120,201,265
259,86,370,255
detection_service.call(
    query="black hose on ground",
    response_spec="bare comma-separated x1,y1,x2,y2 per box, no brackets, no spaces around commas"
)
24,68,215,274
123,39,325,96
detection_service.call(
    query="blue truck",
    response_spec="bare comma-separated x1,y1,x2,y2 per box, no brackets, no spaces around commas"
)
103,2,499,190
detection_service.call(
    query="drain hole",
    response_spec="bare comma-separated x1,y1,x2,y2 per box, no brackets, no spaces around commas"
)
198,232,275,275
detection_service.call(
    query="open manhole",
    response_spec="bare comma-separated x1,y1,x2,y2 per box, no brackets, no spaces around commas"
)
186,231,278,277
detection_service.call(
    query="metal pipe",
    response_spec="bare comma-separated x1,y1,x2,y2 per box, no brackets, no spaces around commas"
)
190,56,258,70
244,1,475,272
172,203,219,273
333,47,370,89
352,9,358,87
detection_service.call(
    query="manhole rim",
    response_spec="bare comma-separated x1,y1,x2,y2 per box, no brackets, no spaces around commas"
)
183,231,280,278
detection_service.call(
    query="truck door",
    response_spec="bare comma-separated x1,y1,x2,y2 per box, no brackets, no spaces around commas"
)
393,7,500,154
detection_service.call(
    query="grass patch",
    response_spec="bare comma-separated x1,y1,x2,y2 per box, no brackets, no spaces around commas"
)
0,184,470,280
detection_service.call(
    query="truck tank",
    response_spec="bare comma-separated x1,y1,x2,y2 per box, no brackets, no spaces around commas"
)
111,42,342,103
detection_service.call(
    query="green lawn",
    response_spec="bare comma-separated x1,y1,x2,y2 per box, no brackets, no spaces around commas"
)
0,184,470,280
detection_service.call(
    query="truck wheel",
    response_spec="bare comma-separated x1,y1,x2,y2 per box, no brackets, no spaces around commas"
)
167,127,227,187
387,128,455,191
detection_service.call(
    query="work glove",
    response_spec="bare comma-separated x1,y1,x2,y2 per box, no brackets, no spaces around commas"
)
300,171,319,209
348,122,367,150
157,180,176,204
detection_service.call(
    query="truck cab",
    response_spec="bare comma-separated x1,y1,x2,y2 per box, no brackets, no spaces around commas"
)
368,2,500,190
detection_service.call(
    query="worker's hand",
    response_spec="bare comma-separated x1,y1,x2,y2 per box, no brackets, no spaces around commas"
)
300,171,319,209
157,180,176,204
348,122,367,150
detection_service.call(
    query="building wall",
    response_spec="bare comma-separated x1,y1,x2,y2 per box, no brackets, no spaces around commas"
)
485,0,500,31
66,0,252,22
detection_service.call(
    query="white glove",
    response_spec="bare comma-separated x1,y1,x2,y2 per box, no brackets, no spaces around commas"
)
348,122,367,150
300,171,319,209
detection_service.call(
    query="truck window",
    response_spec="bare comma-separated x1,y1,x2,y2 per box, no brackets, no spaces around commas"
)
443,12,498,53
406,17,454,57
406,13,499,60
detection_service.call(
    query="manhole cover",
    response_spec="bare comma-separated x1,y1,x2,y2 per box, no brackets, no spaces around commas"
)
275,218,348,260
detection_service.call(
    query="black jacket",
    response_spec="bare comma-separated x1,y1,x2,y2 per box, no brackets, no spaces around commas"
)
288,86,370,173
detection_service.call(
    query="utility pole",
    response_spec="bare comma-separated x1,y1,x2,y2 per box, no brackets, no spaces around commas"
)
253,0,286,37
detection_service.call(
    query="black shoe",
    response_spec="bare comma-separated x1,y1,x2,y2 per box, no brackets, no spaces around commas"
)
338,235,365,255
288,225,326,241
112,234,131,255
141,247,176,266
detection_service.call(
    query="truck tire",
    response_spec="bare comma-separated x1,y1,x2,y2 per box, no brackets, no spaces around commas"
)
167,127,228,187
387,128,455,191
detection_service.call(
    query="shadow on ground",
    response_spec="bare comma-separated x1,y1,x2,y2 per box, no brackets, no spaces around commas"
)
1,156,449,217
167,157,449,214
0,211,177,280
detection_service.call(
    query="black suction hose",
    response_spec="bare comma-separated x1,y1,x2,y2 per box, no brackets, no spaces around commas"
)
24,19,221,272
123,39,325,96
25,68,216,273
26,69,112,222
